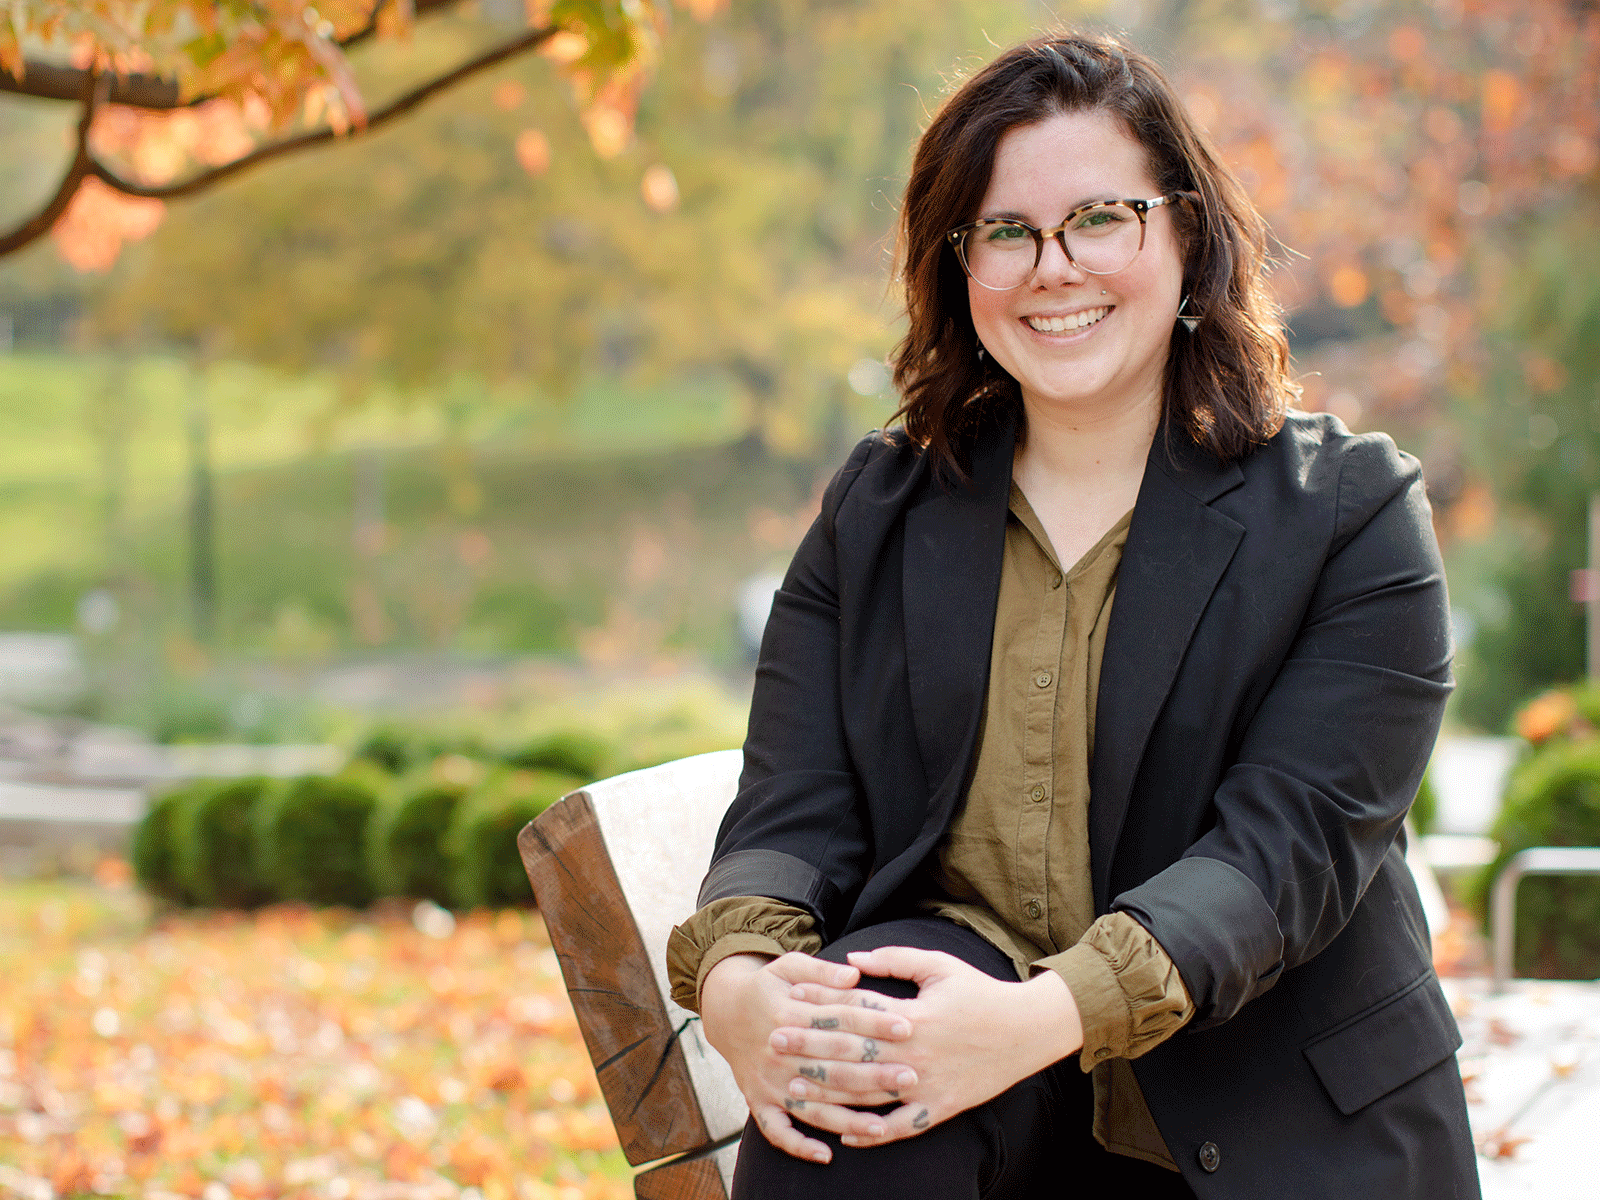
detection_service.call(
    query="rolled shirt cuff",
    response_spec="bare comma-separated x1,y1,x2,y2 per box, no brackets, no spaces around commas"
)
1033,911,1195,1072
665,896,820,1013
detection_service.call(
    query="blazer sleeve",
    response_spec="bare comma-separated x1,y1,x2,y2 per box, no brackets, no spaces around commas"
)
1112,434,1453,1029
694,434,881,939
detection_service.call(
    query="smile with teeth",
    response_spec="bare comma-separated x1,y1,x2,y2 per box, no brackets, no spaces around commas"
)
1026,306,1111,334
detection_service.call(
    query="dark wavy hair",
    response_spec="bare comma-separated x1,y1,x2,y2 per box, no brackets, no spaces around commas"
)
890,32,1294,476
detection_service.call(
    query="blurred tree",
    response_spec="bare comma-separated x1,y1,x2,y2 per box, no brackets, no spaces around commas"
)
1452,197,1600,729
85,0,1037,451
0,0,695,266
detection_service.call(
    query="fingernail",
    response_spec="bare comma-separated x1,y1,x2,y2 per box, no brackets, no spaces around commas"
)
868,1122,886,1136
790,985,807,999
840,1136,858,1148
891,1021,910,1037
815,1148,832,1162
788,1079,807,1097
896,1070,916,1087
771,1033,789,1051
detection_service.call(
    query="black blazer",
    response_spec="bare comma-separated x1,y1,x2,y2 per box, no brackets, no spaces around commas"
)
700,411,1478,1198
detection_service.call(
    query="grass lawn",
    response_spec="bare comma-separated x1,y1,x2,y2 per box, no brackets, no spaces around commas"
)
0,874,634,1200
0,352,836,669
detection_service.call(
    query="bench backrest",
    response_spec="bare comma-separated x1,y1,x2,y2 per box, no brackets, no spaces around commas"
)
519,750,747,1194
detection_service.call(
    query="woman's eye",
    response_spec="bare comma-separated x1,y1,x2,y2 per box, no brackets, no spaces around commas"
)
1073,209,1126,231
984,224,1029,243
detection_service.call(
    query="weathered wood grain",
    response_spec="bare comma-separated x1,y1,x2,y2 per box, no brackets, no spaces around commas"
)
519,792,711,1165
631,1153,731,1200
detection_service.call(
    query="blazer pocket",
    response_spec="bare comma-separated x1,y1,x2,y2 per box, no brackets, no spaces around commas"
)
1301,972,1463,1116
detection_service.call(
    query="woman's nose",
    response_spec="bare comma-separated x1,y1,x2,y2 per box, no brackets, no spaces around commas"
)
1032,233,1088,288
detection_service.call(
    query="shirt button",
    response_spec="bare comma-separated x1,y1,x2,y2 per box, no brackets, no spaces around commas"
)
1198,1142,1221,1173
1093,1047,1111,1060
1052,573,1063,588
1029,784,1046,802
1025,899,1042,920
1034,670,1052,688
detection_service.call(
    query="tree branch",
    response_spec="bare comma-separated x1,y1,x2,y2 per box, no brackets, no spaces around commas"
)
0,0,467,110
87,22,558,201
0,72,102,258
0,60,179,108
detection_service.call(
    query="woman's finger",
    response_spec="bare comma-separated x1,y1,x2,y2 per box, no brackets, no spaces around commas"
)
778,1096,891,1141
783,1059,917,1099
839,1100,940,1148
846,946,961,986
751,1104,834,1164
789,1084,907,1107
786,983,906,1014
774,1001,910,1043
766,951,860,991
770,1026,907,1062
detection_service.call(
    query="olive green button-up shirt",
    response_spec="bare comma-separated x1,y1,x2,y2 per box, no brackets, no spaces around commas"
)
667,485,1193,1169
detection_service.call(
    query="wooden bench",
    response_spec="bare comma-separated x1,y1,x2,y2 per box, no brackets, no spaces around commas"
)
518,750,747,1199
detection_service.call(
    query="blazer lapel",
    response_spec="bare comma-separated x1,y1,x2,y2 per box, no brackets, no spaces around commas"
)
1089,432,1245,910
902,419,1014,811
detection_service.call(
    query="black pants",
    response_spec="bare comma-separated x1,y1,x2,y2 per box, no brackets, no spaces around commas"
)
730,917,1198,1199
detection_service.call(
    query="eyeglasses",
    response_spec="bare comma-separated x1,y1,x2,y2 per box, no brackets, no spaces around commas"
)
946,192,1198,290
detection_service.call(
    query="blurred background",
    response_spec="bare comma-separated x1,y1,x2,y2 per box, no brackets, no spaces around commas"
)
1,0,1596,741
2,1,1600,1197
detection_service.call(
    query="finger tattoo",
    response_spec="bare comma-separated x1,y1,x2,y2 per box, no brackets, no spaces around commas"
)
785,1098,806,1112
886,1090,900,1100
860,1037,879,1062
799,1065,827,1082
810,1017,841,1030
858,997,886,1010
912,1109,930,1130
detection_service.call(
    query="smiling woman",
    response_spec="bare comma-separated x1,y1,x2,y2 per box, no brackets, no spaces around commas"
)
666,29,1478,1200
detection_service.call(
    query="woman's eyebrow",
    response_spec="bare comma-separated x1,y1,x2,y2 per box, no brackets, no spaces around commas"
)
979,196,1124,222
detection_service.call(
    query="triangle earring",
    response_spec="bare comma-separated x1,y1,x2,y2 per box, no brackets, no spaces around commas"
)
1176,296,1200,334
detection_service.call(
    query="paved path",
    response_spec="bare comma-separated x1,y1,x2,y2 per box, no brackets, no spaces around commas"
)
1447,978,1600,1198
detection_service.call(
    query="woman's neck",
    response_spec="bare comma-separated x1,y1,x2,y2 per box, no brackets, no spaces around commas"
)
1013,389,1160,495
1010,390,1160,569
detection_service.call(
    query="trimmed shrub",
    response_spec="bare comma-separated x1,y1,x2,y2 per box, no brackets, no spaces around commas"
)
257,775,380,907
351,726,414,774
352,725,486,775
1409,772,1438,836
500,730,611,780
1470,737,1600,979
368,780,469,904
132,785,201,905
173,777,275,908
446,769,580,909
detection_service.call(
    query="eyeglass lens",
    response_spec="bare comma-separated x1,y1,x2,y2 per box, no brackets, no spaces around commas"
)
961,203,1145,288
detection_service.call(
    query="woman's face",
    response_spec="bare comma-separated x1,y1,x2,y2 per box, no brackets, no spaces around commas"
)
967,108,1184,427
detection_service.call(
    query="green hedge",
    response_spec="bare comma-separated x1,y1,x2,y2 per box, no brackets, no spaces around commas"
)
132,765,581,911
368,779,470,904
173,777,275,908
446,769,580,908
1471,737,1600,979
127,712,688,911
255,775,381,907
500,730,611,779
132,786,199,906
1409,772,1438,836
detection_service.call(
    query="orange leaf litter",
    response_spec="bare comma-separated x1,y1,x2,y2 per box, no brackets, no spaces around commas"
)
0,873,631,1200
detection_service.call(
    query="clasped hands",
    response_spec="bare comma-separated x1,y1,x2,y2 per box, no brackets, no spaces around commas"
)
699,948,1084,1164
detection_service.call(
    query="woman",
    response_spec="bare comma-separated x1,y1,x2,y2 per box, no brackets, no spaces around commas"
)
665,32,1478,1199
